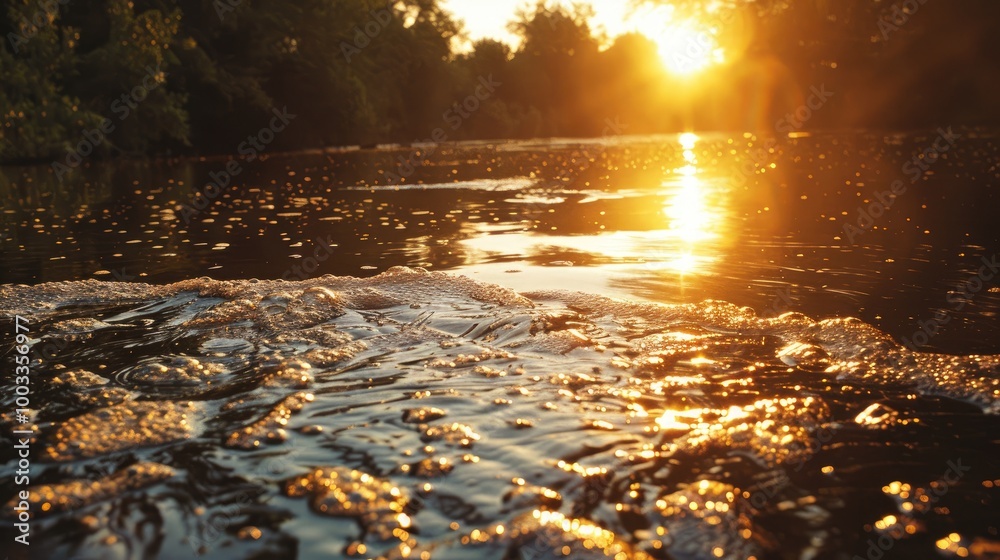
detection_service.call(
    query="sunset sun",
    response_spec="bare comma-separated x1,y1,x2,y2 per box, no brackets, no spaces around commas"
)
654,22,725,75
628,7,725,76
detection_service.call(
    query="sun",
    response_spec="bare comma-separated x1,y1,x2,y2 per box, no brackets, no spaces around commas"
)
655,22,725,75
628,7,724,76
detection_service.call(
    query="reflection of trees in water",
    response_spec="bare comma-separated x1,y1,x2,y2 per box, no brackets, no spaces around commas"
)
1,160,205,283
0,142,685,282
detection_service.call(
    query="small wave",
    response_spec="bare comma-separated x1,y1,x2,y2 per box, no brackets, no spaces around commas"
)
1,267,998,559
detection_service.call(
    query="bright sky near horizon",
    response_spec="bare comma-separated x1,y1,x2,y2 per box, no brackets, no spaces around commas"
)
439,1,727,76
440,1,643,48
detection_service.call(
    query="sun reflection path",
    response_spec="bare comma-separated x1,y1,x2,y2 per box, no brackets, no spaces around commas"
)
645,132,724,275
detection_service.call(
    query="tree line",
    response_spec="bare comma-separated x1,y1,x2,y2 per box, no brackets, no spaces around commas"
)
2,0,999,165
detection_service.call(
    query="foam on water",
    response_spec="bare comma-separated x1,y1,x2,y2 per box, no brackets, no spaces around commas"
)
0,267,998,559
3,462,175,519
43,400,199,462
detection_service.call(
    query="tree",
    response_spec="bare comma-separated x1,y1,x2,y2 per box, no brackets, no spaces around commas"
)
1,0,189,162
505,2,604,137
0,0,101,161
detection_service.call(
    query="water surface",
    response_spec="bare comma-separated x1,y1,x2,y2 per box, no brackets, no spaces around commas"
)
1,133,998,559
2,132,998,352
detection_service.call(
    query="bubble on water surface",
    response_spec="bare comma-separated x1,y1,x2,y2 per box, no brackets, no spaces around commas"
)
119,356,227,387
50,369,132,407
402,407,448,424
853,402,907,428
44,400,198,461
4,462,175,518
48,317,117,335
225,392,314,450
502,483,563,513
639,480,769,560
504,510,639,559
420,422,481,448
777,341,832,371
258,356,314,389
671,397,832,467
396,510,641,559
283,467,411,542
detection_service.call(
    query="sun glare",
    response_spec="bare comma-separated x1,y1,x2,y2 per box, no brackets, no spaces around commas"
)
629,7,724,76
640,132,728,276
663,133,714,244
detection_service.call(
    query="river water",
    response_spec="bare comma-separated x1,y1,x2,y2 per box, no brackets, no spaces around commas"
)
0,132,998,559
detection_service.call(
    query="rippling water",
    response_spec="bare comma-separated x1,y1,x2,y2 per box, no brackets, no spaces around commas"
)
1,133,999,559
3,132,1000,353
0,268,998,559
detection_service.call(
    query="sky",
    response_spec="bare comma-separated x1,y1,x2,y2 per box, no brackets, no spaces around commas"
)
438,1,726,77
440,0,643,49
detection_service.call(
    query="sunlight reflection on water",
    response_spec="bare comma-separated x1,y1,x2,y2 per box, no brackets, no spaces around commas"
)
653,132,728,275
